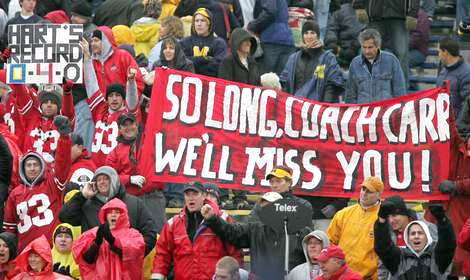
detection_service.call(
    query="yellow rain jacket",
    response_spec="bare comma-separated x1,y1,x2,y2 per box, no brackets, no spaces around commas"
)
327,203,380,280
51,223,82,279
131,17,160,56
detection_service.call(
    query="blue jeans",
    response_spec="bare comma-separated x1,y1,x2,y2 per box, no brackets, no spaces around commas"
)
421,0,437,18
73,100,95,152
409,49,426,68
260,43,295,75
458,0,470,25
314,0,330,41
370,19,409,87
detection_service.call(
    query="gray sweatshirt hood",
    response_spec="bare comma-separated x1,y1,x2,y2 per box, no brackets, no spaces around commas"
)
92,166,120,203
302,230,329,263
404,220,433,257
19,152,46,187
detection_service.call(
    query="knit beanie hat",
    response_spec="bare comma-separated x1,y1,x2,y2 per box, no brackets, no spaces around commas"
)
106,84,126,99
39,91,62,109
193,8,211,33
71,0,93,20
53,225,74,240
384,195,414,218
302,20,320,37
92,30,102,40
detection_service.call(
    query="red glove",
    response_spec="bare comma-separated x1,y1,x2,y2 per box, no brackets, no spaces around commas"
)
62,79,73,94
1,48,10,62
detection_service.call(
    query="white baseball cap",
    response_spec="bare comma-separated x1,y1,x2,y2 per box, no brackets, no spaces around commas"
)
260,192,283,203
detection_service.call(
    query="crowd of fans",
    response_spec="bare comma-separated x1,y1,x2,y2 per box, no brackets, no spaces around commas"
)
0,0,470,279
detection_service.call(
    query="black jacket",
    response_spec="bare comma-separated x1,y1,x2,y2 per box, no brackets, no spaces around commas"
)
0,133,12,225
353,0,419,20
374,219,456,280
93,0,145,27
249,191,313,222
206,215,309,280
217,28,260,86
35,0,71,17
59,184,157,255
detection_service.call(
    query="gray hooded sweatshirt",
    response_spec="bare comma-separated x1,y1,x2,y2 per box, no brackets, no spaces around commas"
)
287,230,329,280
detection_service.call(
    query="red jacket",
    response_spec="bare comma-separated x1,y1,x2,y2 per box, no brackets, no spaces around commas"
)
12,235,74,280
12,84,74,158
152,199,241,280
91,26,144,95
3,135,71,252
72,198,145,280
424,119,470,276
0,70,24,148
106,139,163,195
458,218,470,275
314,264,362,280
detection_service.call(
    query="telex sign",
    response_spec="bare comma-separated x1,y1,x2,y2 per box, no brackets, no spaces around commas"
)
6,24,83,84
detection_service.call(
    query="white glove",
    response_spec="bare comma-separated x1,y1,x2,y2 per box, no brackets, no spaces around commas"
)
130,175,146,188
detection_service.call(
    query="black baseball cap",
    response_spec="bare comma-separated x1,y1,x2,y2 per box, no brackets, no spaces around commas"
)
183,181,205,193
118,112,136,126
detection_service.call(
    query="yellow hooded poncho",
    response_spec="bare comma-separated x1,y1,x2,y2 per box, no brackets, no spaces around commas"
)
51,223,82,279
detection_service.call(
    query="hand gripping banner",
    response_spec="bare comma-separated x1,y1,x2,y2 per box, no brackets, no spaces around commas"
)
139,68,451,200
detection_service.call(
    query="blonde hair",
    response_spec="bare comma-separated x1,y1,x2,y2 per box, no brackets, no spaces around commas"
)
161,16,185,39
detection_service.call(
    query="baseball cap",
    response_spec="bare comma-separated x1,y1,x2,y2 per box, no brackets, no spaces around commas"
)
183,181,205,193
260,192,283,203
266,167,292,180
204,182,220,200
361,176,384,193
118,112,136,126
315,245,345,262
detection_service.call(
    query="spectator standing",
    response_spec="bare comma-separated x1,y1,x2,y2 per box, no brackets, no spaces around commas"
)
93,0,145,27
148,16,185,70
353,0,419,85
2,0,44,50
324,1,366,69
80,37,141,167
130,0,162,57
14,82,74,161
89,27,144,98
375,204,456,280
409,9,430,68
151,182,241,280
106,112,167,233
12,236,74,280
314,245,362,280
436,36,470,121
200,192,310,280
327,176,384,280
180,8,227,77
249,166,312,225
0,232,19,280
72,198,145,280
345,29,406,104
59,166,157,256
281,20,344,102
287,230,329,280
248,0,295,75
51,223,80,279
71,83,95,153
3,116,72,252
218,27,261,86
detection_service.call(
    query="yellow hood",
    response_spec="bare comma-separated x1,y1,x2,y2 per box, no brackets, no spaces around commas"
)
131,22,161,42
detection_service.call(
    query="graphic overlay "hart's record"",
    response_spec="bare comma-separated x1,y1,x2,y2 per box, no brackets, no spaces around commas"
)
6,24,83,84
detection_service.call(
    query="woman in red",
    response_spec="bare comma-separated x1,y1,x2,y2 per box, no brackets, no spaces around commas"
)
72,198,145,279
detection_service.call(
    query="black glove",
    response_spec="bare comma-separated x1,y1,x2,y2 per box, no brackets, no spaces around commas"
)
428,204,447,222
102,222,115,245
53,263,60,272
439,180,457,195
54,264,71,276
53,115,72,135
95,223,106,246
378,200,395,219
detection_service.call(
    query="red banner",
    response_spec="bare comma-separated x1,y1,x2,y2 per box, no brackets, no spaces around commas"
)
139,68,451,200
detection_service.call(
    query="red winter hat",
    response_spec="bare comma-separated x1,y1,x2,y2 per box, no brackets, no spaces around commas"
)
315,245,345,262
